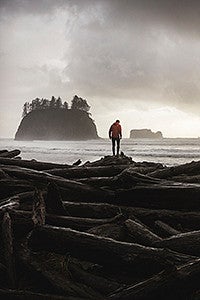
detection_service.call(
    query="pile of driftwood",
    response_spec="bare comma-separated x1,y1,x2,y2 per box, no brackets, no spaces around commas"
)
0,149,200,299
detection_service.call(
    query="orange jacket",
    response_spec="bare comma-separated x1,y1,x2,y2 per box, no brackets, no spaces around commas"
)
109,122,122,139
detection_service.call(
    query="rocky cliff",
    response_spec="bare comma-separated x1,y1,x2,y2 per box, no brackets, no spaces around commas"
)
15,109,99,140
130,129,163,139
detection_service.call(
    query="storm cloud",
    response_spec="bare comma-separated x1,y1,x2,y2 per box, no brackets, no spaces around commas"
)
0,0,200,137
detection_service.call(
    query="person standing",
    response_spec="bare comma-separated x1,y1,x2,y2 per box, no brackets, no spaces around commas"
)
109,120,122,156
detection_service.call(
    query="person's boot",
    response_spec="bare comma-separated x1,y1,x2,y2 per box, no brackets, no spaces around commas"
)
117,147,119,157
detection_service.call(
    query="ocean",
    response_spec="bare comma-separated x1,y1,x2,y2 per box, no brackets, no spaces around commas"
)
0,138,199,167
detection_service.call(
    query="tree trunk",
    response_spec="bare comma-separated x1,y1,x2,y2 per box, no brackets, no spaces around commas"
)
122,206,200,230
0,157,71,171
18,245,103,299
32,189,46,226
124,219,162,246
0,289,83,300
63,201,120,219
0,168,10,179
171,174,200,184
8,209,123,232
115,183,200,210
0,149,21,158
46,165,128,179
82,155,134,167
0,150,8,156
2,167,112,202
45,182,68,215
18,191,43,211
62,202,200,230
28,225,196,273
153,230,200,256
149,160,200,179
77,169,161,188
87,223,127,241
0,179,34,198
154,220,180,238
108,259,200,300
47,213,124,230
1,212,16,288
0,196,19,211
66,256,123,295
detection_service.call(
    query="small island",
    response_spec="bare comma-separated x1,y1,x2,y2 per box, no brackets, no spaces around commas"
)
15,95,99,140
130,129,163,139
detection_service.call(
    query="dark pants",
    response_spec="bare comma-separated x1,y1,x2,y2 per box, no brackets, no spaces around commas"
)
112,138,120,156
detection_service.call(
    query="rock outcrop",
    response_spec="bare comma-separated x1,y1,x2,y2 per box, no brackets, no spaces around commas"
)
130,129,163,139
15,109,99,140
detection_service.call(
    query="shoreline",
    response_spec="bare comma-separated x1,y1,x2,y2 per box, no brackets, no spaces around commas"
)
0,138,200,167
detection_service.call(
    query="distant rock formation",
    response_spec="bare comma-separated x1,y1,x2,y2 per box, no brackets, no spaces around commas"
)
15,109,99,141
130,129,163,139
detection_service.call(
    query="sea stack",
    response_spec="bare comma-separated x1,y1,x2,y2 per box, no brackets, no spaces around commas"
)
15,95,99,141
130,129,163,139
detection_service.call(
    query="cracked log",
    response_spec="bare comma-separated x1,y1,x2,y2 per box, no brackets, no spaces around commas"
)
28,225,197,273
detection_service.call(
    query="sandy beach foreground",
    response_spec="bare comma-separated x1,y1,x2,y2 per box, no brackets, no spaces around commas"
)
0,149,200,299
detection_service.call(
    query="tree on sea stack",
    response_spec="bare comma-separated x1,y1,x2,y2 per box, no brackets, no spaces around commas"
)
22,102,30,117
50,96,56,108
71,95,90,112
63,101,68,109
55,97,62,109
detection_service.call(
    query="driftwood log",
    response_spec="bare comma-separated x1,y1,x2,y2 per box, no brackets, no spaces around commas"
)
0,289,84,300
0,149,21,158
18,245,103,299
66,256,123,295
0,157,71,170
109,259,200,300
46,165,128,179
0,150,200,299
124,218,162,246
8,209,124,233
149,160,200,179
154,220,181,238
28,225,197,271
153,230,200,256
1,212,16,288
0,179,34,198
1,166,112,202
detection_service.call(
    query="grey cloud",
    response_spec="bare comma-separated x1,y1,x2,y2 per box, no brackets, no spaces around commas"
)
1,0,200,32
60,1,200,114
2,0,199,112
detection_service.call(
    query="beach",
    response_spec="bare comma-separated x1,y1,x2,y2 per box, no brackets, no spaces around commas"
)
0,149,200,299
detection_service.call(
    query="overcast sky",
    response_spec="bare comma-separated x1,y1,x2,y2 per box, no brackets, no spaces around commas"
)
0,0,200,138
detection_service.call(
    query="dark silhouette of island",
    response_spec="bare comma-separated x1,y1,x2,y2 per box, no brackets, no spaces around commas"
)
15,95,99,140
130,129,163,139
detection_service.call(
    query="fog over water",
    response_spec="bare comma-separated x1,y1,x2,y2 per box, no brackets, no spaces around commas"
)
0,0,200,138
